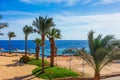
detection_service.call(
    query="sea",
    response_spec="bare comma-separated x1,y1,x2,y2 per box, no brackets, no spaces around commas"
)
0,40,88,57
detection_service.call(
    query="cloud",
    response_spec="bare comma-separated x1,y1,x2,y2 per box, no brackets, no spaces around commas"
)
54,13,120,39
2,12,120,40
102,0,120,4
93,0,120,5
20,0,120,6
20,0,91,6
20,0,32,3
0,10,38,16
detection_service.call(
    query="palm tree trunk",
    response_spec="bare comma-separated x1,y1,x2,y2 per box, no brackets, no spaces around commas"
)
36,44,40,60
9,38,11,54
25,36,27,56
94,72,100,80
50,38,55,67
41,34,45,73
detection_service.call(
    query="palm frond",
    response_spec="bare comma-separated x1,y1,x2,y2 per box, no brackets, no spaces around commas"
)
101,35,114,48
8,31,16,39
81,30,119,74
46,28,61,40
0,15,8,29
79,50,95,70
23,25,33,36
34,38,42,46
33,16,55,35
88,30,95,55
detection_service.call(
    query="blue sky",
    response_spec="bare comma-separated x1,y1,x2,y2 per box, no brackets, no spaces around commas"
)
0,0,120,40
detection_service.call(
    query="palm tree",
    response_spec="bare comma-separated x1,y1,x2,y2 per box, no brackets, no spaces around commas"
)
33,16,55,73
78,30,120,80
8,32,16,54
47,28,61,67
0,15,8,35
23,25,33,56
34,38,42,60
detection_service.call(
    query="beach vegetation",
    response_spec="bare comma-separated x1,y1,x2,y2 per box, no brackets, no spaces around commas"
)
19,55,30,63
32,66,79,79
78,30,120,80
8,31,16,54
27,57,49,67
33,16,55,73
23,25,33,56
34,38,42,60
47,28,61,67
0,15,8,35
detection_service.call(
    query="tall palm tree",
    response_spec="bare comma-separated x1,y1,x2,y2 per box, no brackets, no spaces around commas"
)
33,16,55,73
8,32,16,54
78,30,120,80
23,25,33,56
0,15,8,35
34,38,42,60
47,28,61,67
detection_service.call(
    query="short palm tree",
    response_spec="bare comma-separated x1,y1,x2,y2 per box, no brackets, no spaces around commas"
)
23,25,33,56
0,15,8,35
47,28,61,67
78,30,120,80
33,16,55,73
8,32,16,54
34,38,42,60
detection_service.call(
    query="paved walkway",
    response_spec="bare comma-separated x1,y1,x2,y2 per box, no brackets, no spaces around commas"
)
0,55,42,80
103,76,120,80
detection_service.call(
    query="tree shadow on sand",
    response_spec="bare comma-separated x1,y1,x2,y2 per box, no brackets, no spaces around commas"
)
6,74,37,80
5,60,24,67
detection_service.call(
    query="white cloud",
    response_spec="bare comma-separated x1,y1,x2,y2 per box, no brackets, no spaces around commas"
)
20,0,32,3
102,0,120,4
0,10,39,16
20,0,91,6
54,13,120,40
93,0,120,5
2,12,120,40
20,0,120,6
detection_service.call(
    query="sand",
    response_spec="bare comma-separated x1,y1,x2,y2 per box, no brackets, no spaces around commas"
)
46,56,120,77
1,53,120,80
0,53,42,80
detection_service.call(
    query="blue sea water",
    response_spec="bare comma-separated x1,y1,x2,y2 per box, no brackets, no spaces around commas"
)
0,40,88,56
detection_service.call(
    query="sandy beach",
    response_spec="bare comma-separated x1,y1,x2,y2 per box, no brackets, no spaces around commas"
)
46,56,120,78
1,53,120,80
0,54,42,80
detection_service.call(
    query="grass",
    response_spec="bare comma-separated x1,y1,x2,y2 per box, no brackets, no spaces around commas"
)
32,66,79,79
26,57,79,79
27,57,49,67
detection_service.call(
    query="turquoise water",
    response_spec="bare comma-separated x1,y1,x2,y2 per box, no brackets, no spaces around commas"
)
0,40,88,56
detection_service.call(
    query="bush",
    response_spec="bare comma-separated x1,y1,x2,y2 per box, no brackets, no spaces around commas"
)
19,56,30,63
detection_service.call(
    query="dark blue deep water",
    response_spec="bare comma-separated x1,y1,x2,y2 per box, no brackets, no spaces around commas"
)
0,40,88,56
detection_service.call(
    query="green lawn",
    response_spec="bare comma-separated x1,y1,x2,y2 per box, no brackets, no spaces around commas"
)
27,57,79,79
27,57,49,67
32,66,79,79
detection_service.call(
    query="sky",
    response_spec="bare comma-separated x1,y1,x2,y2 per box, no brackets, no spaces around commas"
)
0,0,120,40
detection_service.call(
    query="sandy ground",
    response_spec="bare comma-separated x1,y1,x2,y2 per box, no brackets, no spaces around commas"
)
46,56,120,79
1,53,120,80
0,54,42,80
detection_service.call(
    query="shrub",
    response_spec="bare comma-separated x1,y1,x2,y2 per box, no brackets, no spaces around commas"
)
19,56,30,63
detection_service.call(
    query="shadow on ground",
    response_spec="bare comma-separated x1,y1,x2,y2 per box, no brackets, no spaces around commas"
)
5,59,24,67
6,74,37,80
